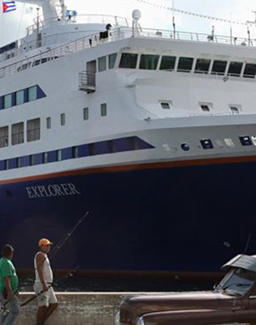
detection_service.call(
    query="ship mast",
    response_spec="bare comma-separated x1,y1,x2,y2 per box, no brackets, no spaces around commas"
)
16,0,66,21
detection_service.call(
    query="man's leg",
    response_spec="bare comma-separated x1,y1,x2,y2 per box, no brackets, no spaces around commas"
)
43,303,58,322
2,296,20,325
37,306,47,325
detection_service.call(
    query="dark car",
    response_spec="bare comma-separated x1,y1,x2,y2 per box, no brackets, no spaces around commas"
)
118,254,256,325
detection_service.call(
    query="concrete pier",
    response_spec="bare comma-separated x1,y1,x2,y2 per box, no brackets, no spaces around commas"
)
15,292,135,325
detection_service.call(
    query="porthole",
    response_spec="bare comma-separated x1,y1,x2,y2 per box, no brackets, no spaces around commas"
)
181,143,190,151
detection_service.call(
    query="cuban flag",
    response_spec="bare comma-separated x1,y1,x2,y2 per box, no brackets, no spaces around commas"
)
3,1,16,13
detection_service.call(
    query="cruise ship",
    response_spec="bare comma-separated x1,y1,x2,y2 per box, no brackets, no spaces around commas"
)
1,0,256,276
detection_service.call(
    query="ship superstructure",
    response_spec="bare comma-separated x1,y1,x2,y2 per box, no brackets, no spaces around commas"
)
1,0,256,274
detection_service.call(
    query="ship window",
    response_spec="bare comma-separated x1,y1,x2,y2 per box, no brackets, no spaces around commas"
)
57,150,62,161
46,117,51,129
0,126,8,148
243,63,256,78
216,139,225,148
30,155,35,166
11,122,24,145
17,157,21,168
161,102,171,109
4,94,12,109
16,90,25,105
72,146,79,158
101,103,107,117
108,53,117,69
178,57,194,72
28,86,37,101
43,152,48,163
5,160,9,170
211,60,227,75
200,139,214,149
27,118,40,142
239,136,252,146
200,104,211,112
139,55,159,70
224,138,235,148
83,107,89,120
119,53,138,69
160,56,176,71
98,56,107,72
60,113,66,126
228,62,243,77
0,97,3,110
195,59,211,73
230,106,240,114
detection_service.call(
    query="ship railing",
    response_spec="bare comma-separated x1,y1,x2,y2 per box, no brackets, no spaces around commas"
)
79,71,96,93
25,14,130,36
1,26,256,79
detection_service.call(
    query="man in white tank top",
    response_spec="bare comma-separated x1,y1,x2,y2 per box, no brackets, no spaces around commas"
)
34,238,58,325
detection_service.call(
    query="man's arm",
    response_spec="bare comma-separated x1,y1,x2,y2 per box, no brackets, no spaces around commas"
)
36,253,48,292
3,276,12,300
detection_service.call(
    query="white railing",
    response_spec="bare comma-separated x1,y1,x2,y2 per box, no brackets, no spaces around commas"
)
1,26,256,80
25,14,130,36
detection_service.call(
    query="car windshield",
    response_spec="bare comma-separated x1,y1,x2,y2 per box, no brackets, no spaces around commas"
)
216,268,256,296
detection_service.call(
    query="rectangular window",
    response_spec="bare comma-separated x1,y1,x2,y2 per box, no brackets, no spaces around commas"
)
30,155,35,166
0,126,8,148
200,139,214,149
101,103,107,117
195,59,211,73
16,90,25,105
57,150,62,161
201,105,210,112
60,113,65,126
239,136,252,146
160,56,176,71
98,56,107,72
230,106,240,114
211,60,227,75
28,86,37,101
243,63,256,78
160,101,172,109
108,53,117,69
83,107,89,120
139,55,159,70
46,117,51,129
27,118,40,142
72,146,79,158
43,152,48,164
177,57,194,72
4,94,12,109
119,53,138,69
11,122,24,145
228,62,243,77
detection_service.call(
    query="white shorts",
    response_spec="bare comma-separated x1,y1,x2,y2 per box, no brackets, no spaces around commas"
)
33,283,58,307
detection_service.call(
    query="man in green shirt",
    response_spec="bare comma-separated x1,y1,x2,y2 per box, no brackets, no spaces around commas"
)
0,245,20,325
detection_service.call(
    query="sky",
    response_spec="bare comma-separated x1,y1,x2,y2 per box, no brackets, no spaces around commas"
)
1,0,256,47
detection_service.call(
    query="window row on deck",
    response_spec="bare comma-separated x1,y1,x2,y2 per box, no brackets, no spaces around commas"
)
0,118,40,147
0,136,154,171
0,85,46,110
117,53,256,78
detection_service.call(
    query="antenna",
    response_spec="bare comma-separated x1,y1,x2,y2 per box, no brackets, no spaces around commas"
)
132,9,141,37
172,0,176,38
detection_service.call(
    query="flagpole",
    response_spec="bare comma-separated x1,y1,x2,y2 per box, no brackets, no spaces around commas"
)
0,0,5,46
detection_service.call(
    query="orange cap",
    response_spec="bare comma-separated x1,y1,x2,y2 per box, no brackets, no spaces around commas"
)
38,238,53,247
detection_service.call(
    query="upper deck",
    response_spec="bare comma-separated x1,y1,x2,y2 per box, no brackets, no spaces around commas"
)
1,23,256,80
